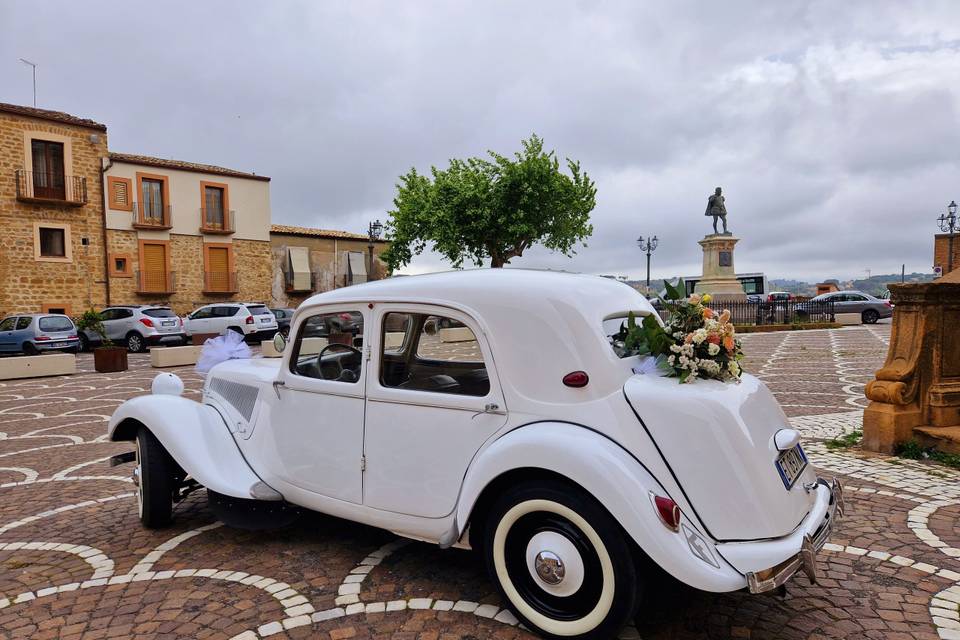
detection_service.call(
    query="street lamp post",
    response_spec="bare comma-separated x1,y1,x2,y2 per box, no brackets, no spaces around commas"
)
637,235,659,292
367,219,383,282
938,200,958,275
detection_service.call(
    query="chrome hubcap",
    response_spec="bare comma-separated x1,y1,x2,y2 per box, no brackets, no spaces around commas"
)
534,551,565,585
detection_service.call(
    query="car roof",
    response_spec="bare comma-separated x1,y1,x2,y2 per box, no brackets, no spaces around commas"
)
5,313,70,318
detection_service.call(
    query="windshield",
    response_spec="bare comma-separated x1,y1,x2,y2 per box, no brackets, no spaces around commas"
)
39,316,74,332
143,308,176,318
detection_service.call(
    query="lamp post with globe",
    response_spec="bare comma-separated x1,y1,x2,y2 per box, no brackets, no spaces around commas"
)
367,219,383,282
938,200,958,275
637,235,659,293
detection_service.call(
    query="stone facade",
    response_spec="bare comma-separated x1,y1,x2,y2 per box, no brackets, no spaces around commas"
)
934,233,959,276
0,106,110,316
270,226,388,308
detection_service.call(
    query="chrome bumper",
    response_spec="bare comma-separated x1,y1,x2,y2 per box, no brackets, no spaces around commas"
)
746,477,844,594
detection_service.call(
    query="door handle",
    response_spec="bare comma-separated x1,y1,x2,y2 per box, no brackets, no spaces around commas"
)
471,403,500,419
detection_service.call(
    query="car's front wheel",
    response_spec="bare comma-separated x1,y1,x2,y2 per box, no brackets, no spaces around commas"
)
484,480,640,639
135,427,176,528
126,332,146,353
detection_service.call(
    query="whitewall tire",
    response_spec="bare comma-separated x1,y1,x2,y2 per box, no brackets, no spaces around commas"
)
135,427,176,528
484,480,640,639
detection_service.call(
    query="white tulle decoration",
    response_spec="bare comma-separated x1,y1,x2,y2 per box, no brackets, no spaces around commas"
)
632,355,665,376
196,331,252,374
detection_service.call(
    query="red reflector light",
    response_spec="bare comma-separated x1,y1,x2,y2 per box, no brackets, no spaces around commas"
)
68,335,77,339
246,316,255,324
653,495,681,532
884,301,892,307
562,371,589,388
139,318,154,328
35,336,50,341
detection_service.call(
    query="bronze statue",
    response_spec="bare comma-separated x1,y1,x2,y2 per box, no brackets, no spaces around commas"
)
705,187,729,234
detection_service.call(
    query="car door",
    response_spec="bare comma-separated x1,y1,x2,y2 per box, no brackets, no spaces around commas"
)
846,294,868,314
112,308,136,340
0,317,17,351
187,306,212,335
254,307,367,504
11,317,34,351
363,304,508,518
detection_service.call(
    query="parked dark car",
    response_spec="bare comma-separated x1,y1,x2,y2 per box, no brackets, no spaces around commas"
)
0,314,80,355
798,290,892,324
270,308,296,338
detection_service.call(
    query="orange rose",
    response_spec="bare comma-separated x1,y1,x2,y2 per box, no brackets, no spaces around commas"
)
719,309,731,324
723,335,735,352
707,334,721,345
703,307,714,319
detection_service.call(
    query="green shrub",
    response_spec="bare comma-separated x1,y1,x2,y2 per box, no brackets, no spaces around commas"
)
73,309,112,348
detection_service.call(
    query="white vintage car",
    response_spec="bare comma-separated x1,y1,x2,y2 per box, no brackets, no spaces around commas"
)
108,270,842,639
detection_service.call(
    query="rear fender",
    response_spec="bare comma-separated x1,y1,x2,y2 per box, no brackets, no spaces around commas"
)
456,422,746,593
109,395,274,500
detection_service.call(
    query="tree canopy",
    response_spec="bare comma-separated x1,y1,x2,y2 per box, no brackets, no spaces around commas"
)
382,135,596,271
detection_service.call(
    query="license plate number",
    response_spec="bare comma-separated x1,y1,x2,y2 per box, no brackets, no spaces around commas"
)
776,444,808,490
162,321,175,326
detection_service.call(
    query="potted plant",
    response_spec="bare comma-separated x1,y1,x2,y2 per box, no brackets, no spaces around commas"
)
75,309,128,373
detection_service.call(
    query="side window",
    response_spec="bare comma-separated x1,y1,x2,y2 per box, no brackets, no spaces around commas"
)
380,312,489,397
217,306,240,317
116,309,134,319
290,311,363,383
16,317,32,330
0,317,16,331
192,307,212,319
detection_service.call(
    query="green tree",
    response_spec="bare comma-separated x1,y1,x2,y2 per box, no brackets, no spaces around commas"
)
382,135,596,271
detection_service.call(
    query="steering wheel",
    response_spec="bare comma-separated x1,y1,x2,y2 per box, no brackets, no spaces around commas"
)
317,343,362,380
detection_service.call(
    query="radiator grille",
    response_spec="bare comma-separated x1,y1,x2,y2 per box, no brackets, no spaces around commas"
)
208,377,259,422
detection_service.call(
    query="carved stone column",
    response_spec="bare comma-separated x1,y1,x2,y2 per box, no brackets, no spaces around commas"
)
863,270,960,453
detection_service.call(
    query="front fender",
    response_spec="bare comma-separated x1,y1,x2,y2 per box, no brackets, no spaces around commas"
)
456,422,746,593
109,395,272,501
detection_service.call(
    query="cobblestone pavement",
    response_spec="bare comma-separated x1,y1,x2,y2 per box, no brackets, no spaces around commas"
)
3,323,960,639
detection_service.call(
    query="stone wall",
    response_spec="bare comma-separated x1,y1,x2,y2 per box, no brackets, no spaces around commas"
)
270,234,388,308
106,231,272,315
934,233,960,276
0,113,109,316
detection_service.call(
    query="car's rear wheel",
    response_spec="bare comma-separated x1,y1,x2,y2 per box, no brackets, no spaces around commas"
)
135,427,176,528
126,332,146,353
78,334,90,352
22,342,39,356
862,309,879,324
484,480,640,639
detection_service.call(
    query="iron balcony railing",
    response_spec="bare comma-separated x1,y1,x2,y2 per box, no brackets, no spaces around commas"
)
204,271,238,293
135,270,176,295
283,268,317,293
132,203,173,229
15,170,87,205
199,208,236,234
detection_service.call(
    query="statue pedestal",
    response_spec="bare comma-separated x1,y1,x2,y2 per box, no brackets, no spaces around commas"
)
694,234,746,300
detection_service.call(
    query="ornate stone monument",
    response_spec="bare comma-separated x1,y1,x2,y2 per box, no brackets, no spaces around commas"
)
693,187,746,300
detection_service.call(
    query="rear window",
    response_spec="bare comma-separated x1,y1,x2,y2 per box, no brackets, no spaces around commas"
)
39,316,74,332
142,308,176,318
605,312,657,358
246,305,270,315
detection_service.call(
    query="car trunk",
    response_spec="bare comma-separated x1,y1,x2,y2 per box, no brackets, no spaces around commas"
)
143,309,182,335
247,305,277,329
623,373,817,541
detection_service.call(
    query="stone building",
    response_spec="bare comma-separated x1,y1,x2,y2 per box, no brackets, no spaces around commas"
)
0,103,111,316
934,233,959,277
103,154,272,314
270,225,389,308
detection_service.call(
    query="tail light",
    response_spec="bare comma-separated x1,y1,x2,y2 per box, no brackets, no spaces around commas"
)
68,334,77,339
178,317,183,326
884,301,892,308
35,336,50,341
652,494,681,532
139,318,154,328
246,316,255,325
562,371,589,388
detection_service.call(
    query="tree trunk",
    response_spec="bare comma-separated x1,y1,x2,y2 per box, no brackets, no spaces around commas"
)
490,257,505,268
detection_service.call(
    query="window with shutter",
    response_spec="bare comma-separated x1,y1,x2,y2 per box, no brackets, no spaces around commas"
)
108,177,133,212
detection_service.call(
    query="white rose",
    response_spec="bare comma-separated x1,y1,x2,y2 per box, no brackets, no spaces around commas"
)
708,343,720,356
692,329,707,344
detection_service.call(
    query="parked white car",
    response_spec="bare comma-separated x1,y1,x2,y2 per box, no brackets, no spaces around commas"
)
108,270,841,639
182,303,278,341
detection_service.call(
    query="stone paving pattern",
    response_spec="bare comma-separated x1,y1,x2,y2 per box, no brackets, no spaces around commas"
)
3,323,960,639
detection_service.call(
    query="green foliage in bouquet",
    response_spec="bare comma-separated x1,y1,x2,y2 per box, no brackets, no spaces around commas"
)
613,279,745,383
74,309,112,348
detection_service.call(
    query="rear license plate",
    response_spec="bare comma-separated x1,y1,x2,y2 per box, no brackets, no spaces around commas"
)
162,321,175,327
775,444,808,490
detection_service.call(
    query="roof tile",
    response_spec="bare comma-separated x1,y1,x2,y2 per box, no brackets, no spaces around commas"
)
109,152,269,181
0,102,107,131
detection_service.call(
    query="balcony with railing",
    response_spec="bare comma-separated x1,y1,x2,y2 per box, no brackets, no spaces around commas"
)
136,270,176,295
283,268,317,293
199,208,236,235
15,170,87,206
132,202,173,230
204,271,239,294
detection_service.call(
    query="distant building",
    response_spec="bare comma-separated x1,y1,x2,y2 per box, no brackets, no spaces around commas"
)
816,280,840,295
270,225,389,308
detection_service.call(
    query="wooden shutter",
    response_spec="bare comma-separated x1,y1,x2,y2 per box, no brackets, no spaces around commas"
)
206,246,229,291
109,178,132,210
142,244,167,291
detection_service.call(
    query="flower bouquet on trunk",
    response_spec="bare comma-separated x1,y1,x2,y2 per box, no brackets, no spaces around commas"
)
614,279,744,383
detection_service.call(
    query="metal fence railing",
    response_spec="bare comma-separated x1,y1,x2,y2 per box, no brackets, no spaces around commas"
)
725,300,836,325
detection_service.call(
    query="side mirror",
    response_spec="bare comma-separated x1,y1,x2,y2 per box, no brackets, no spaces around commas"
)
272,332,287,354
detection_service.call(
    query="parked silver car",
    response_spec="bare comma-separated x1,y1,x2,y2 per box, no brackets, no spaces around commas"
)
799,290,892,324
79,306,187,353
0,314,80,355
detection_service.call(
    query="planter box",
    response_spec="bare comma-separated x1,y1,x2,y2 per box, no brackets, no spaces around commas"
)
384,332,405,349
0,353,76,380
836,313,862,326
151,345,203,368
94,347,128,373
299,337,329,356
438,327,475,343
191,333,220,346
261,340,283,358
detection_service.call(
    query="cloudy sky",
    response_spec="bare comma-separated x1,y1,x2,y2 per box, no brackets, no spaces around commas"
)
2,1,958,282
